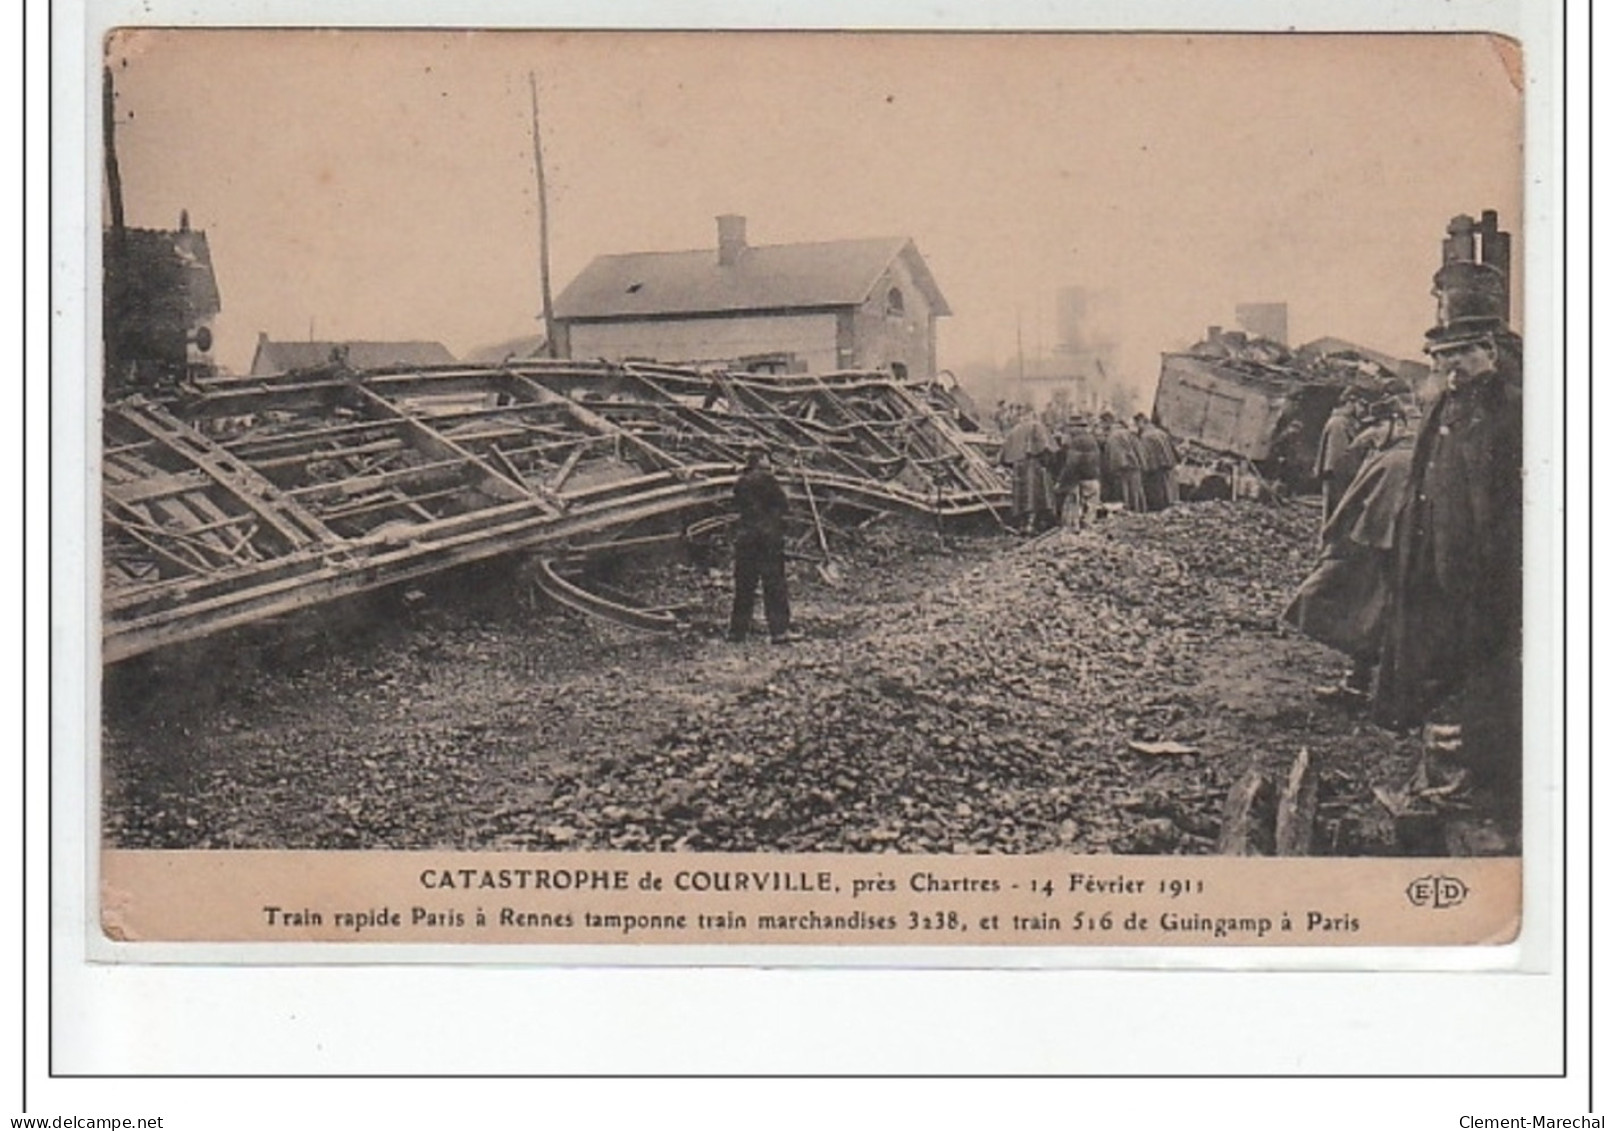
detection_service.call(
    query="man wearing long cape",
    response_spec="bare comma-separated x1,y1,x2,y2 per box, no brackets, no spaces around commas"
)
1282,412,1414,698
1285,208,1524,828
1372,328,1522,804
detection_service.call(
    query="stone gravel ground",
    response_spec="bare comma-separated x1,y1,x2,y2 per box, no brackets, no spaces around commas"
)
101,500,1426,854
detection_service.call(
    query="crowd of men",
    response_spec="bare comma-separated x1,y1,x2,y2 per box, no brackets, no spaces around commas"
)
996,403,1182,534
726,258,1522,844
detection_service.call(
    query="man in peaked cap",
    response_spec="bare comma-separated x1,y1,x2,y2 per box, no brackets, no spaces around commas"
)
1373,299,1523,821
728,448,800,645
1315,391,1363,525
1103,412,1147,513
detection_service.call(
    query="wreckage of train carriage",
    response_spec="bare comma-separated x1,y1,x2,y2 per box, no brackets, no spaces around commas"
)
1153,328,1416,498
102,360,1010,662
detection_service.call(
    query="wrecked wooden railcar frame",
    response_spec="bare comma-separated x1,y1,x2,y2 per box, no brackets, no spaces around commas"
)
1153,351,1348,472
102,360,1010,663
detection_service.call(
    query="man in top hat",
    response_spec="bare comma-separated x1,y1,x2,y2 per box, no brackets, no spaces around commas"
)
1373,296,1523,816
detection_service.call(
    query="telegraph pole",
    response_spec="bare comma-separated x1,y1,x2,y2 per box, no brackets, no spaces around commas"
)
103,66,126,248
1015,309,1026,384
529,72,558,358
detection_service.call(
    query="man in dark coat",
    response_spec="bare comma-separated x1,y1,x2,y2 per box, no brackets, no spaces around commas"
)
1000,409,1056,533
1135,414,1180,510
1374,322,1523,805
1284,424,1415,701
1057,418,1103,530
1315,395,1361,523
728,450,798,644
1100,413,1146,513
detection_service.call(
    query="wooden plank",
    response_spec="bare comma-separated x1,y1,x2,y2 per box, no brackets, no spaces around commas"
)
548,442,590,491
114,404,337,550
107,495,254,569
509,374,685,475
251,437,407,471
285,457,468,499
1274,747,1320,856
154,490,254,563
104,510,218,576
105,470,211,506
1216,768,1275,856
320,487,462,524
349,383,559,513
226,418,402,457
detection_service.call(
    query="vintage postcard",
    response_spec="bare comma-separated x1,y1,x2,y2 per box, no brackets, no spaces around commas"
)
88,27,1543,955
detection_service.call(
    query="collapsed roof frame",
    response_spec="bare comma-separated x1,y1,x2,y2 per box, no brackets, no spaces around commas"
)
102,361,1008,663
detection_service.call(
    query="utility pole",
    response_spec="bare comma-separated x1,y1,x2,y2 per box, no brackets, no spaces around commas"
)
529,72,558,359
103,65,126,249
103,64,127,386
1015,310,1025,385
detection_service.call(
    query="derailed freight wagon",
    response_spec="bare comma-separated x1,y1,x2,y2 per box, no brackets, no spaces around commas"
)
1152,349,1348,495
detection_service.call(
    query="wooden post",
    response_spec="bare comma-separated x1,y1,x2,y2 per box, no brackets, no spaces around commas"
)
103,66,126,243
529,72,558,359
1274,747,1320,856
1216,768,1275,856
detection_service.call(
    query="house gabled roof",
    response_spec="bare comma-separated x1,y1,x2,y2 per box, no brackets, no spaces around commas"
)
462,333,548,364
553,236,951,321
119,226,222,319
252,338,457,374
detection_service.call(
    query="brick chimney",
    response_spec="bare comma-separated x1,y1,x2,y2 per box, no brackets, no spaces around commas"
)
717,214,748,266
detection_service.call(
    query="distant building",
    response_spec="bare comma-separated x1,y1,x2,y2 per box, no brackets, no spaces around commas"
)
104,211,221,386
249,335,457,376
552,216,950,378
462,334,549,365
1043,285,1120,413
1235,301,1289,346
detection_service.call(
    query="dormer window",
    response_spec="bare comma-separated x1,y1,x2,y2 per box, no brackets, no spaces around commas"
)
885,287,905,316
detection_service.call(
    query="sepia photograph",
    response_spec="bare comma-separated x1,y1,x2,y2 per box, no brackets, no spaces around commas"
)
92,28,1532,947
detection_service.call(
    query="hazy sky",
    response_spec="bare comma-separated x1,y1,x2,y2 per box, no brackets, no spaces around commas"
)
107,30,1522,392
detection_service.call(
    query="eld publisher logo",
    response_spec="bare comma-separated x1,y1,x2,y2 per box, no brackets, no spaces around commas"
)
1406,874,1469,909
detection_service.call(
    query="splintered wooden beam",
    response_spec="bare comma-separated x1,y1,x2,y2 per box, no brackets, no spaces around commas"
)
113,403,337,551
508,374,686,475
1216,768,1276,856
547,441,591,491
348,383,562,515
1274,747,1320,857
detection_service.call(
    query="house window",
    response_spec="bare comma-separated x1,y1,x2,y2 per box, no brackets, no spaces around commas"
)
885,287,905,317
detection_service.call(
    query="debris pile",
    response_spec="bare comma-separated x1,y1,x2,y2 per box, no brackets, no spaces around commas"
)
103,361,1008,661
